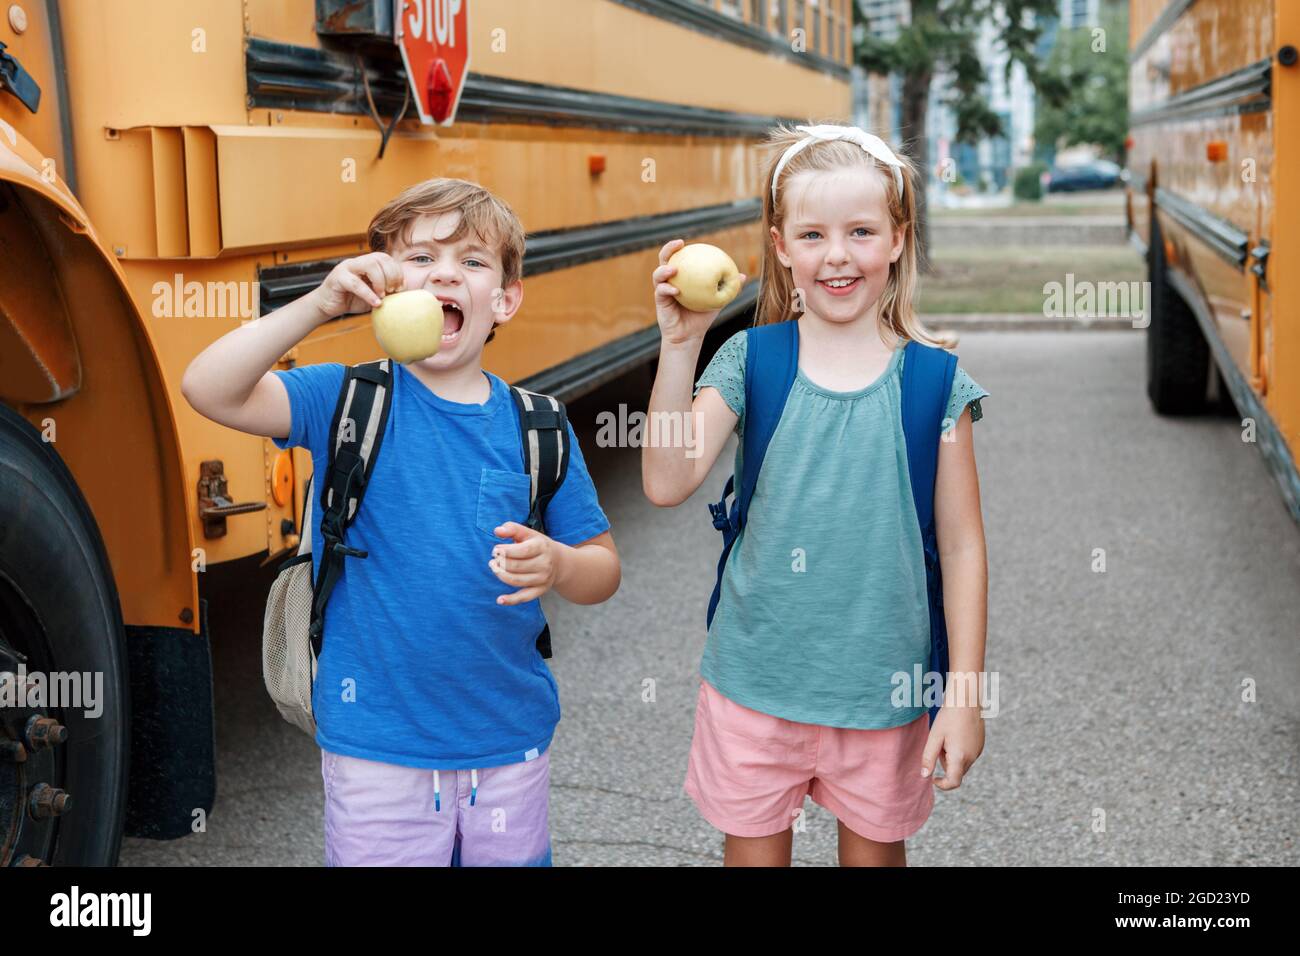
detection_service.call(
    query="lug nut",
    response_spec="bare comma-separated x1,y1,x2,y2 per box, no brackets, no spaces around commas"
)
28,783,72,819
24,716,68,751
0,740,26,762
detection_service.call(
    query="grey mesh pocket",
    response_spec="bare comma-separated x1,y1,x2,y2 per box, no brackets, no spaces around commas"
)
262,553,318,737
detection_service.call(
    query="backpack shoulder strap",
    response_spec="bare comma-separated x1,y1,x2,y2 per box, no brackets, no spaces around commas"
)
899,340,956,532
508,383,570,662
322,359,394,532
508,385,570,533
899,339,957,727
736,319,799,528
309,359,394,654
706,319,798,630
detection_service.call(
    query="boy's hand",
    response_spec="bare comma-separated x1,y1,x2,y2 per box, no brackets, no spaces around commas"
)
309,252,406,321
653,238,746,347
489,522,559,605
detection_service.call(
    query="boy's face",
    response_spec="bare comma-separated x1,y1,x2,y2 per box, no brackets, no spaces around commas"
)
771,167,904,328
386,210,522,373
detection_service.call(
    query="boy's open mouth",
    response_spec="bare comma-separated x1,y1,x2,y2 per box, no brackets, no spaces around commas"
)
441,301,464,343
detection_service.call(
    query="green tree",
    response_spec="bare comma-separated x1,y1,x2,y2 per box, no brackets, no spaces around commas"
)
1033,2,1130,165
854,0,1063,269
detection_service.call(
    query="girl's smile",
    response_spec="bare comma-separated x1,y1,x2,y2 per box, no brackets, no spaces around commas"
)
816,275,863,295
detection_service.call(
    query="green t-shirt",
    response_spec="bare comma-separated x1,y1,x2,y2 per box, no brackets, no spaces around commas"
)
693,330,989,729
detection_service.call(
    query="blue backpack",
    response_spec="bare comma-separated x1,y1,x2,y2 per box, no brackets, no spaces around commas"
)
705,320,958,726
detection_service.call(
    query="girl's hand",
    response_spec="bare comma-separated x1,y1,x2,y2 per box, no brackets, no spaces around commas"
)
653,238,746,347
920,703,984,790
489,522,559,605
309,252,405,322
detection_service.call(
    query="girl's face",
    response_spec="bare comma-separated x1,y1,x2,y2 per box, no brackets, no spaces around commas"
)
771,167,905,328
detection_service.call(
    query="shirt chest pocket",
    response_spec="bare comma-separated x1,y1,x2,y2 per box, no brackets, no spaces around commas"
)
475,467,533,539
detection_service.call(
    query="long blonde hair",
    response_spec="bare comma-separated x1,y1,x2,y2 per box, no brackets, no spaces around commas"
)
755,121,956,351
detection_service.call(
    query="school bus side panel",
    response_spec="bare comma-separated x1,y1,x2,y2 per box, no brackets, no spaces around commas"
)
0,141,198,632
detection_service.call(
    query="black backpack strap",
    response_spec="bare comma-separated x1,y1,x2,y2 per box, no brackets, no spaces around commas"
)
508,386,570,533
508,385,571,660
309,359,394,656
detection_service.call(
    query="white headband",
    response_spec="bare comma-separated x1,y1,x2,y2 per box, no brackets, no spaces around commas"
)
771,124,905,205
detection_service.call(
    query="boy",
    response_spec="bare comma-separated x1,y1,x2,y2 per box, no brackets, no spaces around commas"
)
182,178,620,866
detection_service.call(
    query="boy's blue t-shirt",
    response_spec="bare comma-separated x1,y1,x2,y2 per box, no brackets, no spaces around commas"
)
272,362,610,770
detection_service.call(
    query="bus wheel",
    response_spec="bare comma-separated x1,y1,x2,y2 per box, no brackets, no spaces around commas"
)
0,404,129,866
1145,216,1210,414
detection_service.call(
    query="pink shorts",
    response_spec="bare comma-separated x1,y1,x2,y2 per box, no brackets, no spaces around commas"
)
684,679,934,842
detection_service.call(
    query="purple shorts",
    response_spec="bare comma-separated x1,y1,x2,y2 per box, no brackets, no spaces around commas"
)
321,747,552,866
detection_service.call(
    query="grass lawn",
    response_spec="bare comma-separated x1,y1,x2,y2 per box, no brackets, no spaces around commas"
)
918,244,1145,314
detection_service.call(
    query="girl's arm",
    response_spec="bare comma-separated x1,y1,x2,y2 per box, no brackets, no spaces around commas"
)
933,407,989,699
642,239,743,507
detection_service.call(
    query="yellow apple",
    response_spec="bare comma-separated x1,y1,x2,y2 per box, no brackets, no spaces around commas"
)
369,289,444,362
668,243,743,313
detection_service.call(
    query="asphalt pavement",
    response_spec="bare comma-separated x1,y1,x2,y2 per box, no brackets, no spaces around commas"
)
118,329,1300,866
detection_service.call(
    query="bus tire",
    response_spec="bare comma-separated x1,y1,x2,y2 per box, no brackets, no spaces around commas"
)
0,403,129,866
1146,216,1210,414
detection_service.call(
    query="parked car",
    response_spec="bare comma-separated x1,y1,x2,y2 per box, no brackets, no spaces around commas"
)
1044,159,1122,192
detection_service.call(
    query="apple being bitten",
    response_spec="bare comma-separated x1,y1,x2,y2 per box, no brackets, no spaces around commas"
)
668,243,743,313
369,289,444,363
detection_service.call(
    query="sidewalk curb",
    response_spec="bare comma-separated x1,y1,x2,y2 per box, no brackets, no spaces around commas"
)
921,314,1144,331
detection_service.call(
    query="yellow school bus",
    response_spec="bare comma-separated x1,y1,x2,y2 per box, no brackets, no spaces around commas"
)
0,0,853,864
1127,0,1300,525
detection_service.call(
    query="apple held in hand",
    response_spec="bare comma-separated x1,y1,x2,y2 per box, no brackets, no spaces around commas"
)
668,243,743,313
369,289,444,363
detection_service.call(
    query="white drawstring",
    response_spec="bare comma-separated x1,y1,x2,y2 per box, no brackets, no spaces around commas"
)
431,768,478,811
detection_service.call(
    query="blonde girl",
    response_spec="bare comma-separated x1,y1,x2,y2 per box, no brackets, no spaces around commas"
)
642,122,989,866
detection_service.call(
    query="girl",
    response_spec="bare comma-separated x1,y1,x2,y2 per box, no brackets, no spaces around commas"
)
642,122,989,867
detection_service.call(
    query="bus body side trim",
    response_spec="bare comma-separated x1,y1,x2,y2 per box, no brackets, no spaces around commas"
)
258,199,763,316
246,38,800,135
1129,57,1271,126
1129,0,1198,64
517,279,759,403
605,0,849,80
1155,187,1250,268
1166,266,1300,526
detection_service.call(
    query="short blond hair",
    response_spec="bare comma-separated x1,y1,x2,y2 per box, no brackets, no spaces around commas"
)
367,178,526,344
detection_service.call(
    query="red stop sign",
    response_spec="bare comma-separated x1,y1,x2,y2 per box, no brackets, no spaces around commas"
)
394,0,470,126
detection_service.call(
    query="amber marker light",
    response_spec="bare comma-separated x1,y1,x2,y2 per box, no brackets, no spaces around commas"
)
272,451,294,508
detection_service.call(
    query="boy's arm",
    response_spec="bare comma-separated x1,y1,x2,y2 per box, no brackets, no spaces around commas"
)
551,530,620,605
180,293,318,439
490,524,620,607
180,253,402,436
